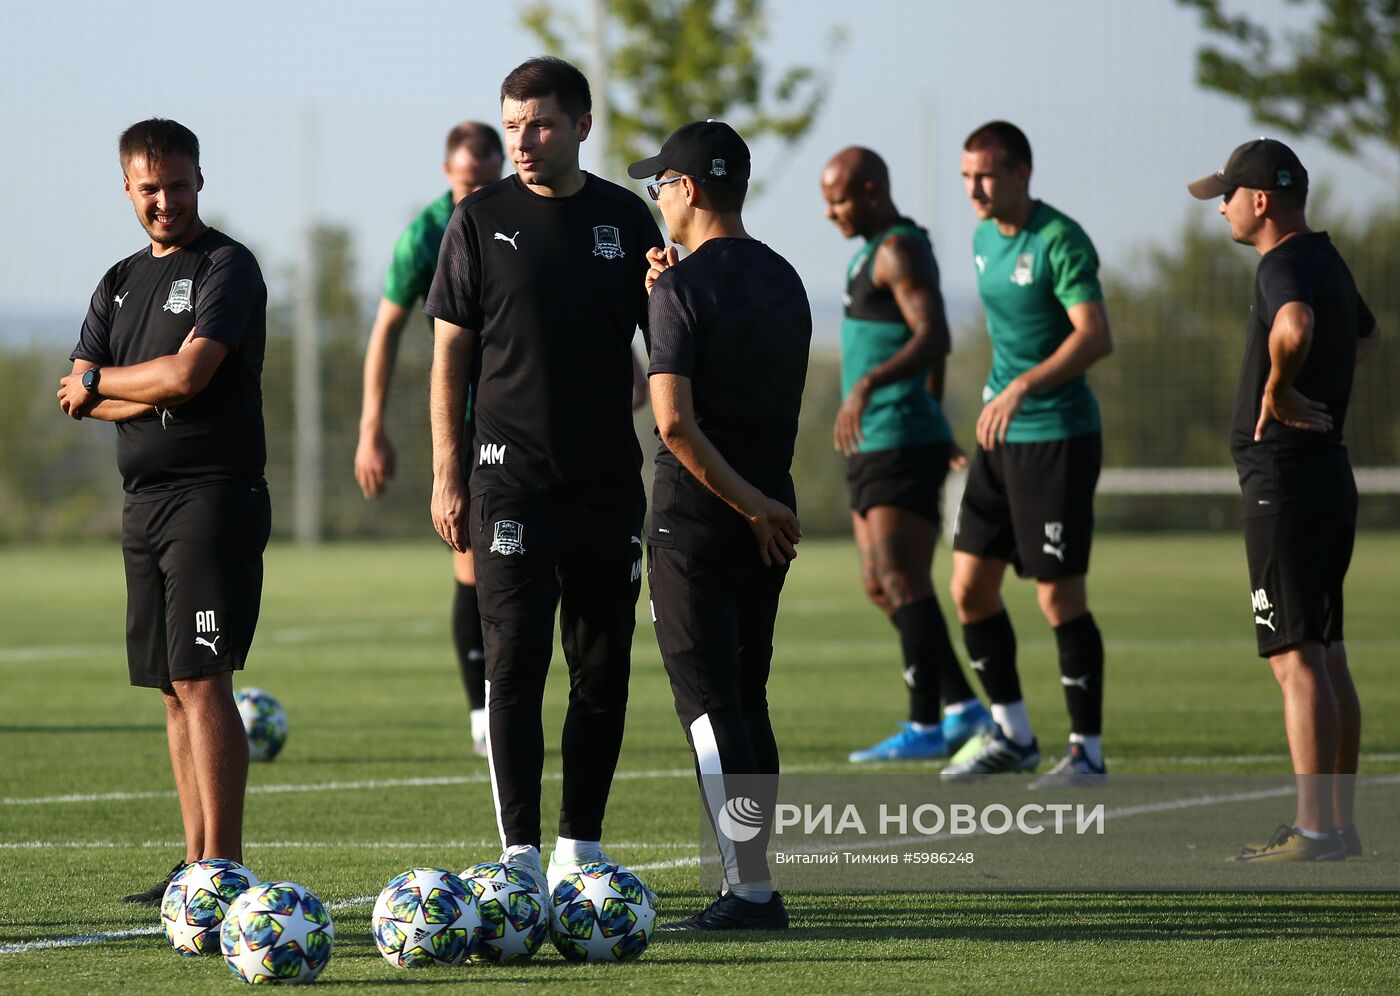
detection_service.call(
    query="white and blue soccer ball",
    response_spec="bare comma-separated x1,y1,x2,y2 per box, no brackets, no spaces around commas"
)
458,861,549,964
220,881,334,984
371,868,480,968
549,862,657,963
162,859,261,957
235,687,288,761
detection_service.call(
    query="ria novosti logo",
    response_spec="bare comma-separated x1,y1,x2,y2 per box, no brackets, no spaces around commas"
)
717,797,765,843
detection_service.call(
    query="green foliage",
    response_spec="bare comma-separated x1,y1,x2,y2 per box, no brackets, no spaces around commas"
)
1180,0,1400,179
520,0,843,176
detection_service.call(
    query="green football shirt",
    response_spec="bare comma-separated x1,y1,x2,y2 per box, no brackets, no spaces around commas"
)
972,200,1103,442
381,190,473,419
839,220,951,453
382,191,453,309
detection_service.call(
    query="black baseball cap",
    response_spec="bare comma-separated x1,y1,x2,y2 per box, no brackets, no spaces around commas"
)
627,119,751,181
1188,138,1308,199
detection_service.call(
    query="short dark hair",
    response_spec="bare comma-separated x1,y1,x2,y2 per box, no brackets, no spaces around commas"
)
119,118,200,172
964,120,1032,171
662,168,748,214
500,57,591,121
1267,184,1308,211
445,121,503,160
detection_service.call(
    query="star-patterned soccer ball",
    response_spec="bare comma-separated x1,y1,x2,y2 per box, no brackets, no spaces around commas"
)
220,881,334,984
458,861,549,964
235,687,288,761
161,859,261,957
548,862,656,963
371,868,480,968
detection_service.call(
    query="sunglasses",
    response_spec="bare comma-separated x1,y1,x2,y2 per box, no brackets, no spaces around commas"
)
645,174,705,201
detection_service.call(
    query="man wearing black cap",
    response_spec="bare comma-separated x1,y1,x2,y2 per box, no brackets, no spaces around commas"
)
425,57,663,891
630,120,811,930
1189,138,1380,862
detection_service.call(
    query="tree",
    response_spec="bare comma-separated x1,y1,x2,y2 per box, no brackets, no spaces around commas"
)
1180,0,1400,182
520,0,842,177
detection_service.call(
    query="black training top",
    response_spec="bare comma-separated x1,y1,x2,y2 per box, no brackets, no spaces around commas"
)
71,228,268,497
646,237,812,565
1232,231,1375,468
425,173,663,502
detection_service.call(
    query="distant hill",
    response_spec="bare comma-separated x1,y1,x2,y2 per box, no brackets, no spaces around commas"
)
0,312,82,348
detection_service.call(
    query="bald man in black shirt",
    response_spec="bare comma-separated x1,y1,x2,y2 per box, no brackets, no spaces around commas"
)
631,121,811,931
1190,138,1380,862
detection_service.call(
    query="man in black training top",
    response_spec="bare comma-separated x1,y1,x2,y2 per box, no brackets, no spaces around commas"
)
1189,139,1380,862
59,118,270,904
425,57,663,892
631,120,811,931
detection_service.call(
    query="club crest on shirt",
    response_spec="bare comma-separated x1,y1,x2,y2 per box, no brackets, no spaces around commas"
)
592,225,624,260
490,519,526,556
163,278,194,313
1011,253,1034,287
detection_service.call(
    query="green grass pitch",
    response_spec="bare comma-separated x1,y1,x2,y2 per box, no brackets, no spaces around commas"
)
2,533,1398,992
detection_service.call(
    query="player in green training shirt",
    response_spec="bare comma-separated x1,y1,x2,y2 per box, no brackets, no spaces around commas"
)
355,121,505,755
820,147,991,764
941,121,1115,788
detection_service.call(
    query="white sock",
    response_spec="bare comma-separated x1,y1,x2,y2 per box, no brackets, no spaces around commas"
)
943,699,978,716
470,708,487,742
503,843,540,864
554,837,602,864
910,720,939,734
728,882,773,903
1069,733,1103,767
991,701,1034,746
1294,825,1329,840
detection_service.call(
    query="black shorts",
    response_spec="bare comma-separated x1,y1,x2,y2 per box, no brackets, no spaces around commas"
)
846,442,950,524
1240,448,1357,657
952,433,1101,580
122,482,272,688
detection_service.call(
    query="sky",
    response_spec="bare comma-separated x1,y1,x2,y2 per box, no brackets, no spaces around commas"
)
1,0,1393,342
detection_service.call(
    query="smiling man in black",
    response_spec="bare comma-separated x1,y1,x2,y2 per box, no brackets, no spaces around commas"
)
631,120,811,931
59,118,269,905
1189,138,1380,862
426,57,662,892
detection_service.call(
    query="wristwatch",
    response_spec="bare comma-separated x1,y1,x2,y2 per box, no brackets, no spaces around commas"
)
81,367,103,393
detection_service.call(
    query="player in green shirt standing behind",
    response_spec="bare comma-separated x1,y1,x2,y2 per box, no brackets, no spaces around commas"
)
942,121,1114,788
355,122,505,756
821,146,992,763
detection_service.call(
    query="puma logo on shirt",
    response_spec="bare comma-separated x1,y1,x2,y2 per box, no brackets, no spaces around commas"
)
494,231,520,250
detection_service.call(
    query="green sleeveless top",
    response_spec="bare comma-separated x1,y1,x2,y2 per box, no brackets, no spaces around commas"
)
839,220,951,453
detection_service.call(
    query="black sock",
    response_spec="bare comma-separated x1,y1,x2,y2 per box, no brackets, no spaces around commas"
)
962,609,1021,704
1055,612,1104,736
891,599,946,725
453,581,486,710
892,596,977,724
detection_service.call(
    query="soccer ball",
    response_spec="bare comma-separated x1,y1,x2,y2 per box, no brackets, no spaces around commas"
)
458,861,549,963
220,881,334,984
549,862,657,963
371,868,480,968
235,687,288,761
162,859,260,957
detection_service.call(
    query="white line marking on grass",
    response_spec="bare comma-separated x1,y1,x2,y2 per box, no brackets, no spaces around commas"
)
9,775,1399,956
0,839,696,852
1,763,849,807
0,927,164,955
